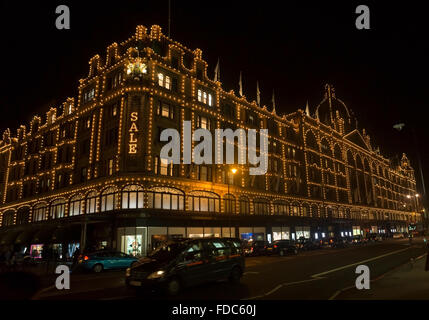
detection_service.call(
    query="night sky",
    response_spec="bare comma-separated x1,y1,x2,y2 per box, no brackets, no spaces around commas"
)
0,1,427,195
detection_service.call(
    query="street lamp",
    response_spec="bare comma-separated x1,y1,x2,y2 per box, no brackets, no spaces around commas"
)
228,168,237,195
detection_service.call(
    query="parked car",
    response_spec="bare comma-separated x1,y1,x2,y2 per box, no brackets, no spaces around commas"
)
266,240,298,256
126,238,245,296
78,250,138,273
320,237,335,248
351,235,369,245
366,234,382,242
331,237,349,248
243,240,268,256
297,237,321,251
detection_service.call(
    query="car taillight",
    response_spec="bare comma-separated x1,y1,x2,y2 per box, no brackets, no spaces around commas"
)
84,255,90,261
274,245,277,248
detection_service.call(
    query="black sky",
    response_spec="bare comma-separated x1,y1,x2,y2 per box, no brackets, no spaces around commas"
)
0,0,428,194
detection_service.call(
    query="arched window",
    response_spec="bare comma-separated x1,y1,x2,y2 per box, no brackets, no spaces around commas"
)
364,159,370,172
331,207,339,218
101,187,117,212
254,198,270,215
311,204,319,218
122,185,144,209
356,155,363,169
86,191,97,214
306,131,318,150
291,202,300,216
187,191,219,212
334,144,342,160
273,201,289,215
223,194,235,214
69,194,83,216
33,203,47,222
338,207,345,219
347,151,354,166
302,203,310,217
16,207,30,225
148,187,184,210
320,138,330,155
50,199,65,219
2,210,15,226
239,196,250,214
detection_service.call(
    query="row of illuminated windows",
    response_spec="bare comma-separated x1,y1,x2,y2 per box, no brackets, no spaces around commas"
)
1,190,416,227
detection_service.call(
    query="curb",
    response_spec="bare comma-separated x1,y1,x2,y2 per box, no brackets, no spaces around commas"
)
329,251,428,300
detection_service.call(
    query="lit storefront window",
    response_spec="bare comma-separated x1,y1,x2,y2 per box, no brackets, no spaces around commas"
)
272,226,290,240
295,226,310,239
30,244,43,259
117,227,147,257
352,226,361,236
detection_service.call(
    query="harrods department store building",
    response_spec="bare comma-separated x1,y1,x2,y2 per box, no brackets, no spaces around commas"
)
0,25,423,258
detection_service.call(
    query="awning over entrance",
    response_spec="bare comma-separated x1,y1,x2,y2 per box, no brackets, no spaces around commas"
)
15,228,38,245
0,230,22,245
31,227,56,244
51,226,81,243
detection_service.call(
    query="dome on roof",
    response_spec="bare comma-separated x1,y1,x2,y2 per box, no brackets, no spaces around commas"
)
315,84,355,133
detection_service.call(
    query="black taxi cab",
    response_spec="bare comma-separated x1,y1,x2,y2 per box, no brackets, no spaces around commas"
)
125,238,244,295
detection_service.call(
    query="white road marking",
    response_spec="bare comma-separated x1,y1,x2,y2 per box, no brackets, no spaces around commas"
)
245,247,411,300
311,247,410,278
245,278,324,300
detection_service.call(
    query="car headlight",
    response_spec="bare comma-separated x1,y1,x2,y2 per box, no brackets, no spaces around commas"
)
125,268,131,277
147,270,165,279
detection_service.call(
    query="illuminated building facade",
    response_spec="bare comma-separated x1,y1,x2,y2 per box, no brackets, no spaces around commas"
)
0,25,422,258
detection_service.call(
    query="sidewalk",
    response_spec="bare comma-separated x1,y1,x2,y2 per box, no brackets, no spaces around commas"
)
337,252,429,299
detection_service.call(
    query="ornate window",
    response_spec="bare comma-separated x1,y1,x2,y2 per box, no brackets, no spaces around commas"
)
223,194,235,214
306,131,318,151
239,196,250,214
311,204,319,218
302,203,310,217
50,199,65,219
148,187,184,210
187,191,219,212
2,210,15,226
86,191,97,214
122,185,144,209
16,207,30,225
254,198,270,215
273,201,289,215
101,187,117,212
291,202,300,216
69,194,83,216
33,204,47,222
